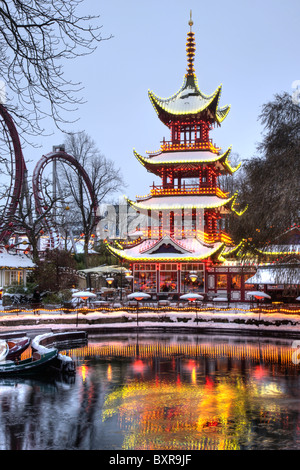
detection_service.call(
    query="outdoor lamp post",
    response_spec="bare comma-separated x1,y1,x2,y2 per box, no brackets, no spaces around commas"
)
247,291,271,322
72,291,96,327
106,277,114,286
180,293,204,323
125,274,133,293
127,292,150,327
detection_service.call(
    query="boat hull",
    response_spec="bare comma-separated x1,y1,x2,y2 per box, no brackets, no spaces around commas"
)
0,349,58,375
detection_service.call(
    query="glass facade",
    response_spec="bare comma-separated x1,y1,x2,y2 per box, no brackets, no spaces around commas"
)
159,264,178,292
244,273,255,290
132,263,256,300
181,263,205,293
231,274,241,289
4,270,24,286
133,264,157,292
134,263,205,294
216,274,227,289
159,264,178,293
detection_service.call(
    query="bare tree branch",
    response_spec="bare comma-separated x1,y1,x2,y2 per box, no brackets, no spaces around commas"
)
0,0,111,138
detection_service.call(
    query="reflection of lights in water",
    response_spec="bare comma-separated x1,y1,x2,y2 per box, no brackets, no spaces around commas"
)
183,359,197,384
191,367,196,384
68,342,298,370
205,376,214,390
256,382,283,397
253,365,268,380
132,359,147,374
183,359,197,372
79,365,87,383
66,339,294,450
107,364,112,381
102,379,252,450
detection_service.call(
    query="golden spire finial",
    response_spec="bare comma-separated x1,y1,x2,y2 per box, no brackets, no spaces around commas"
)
186,11,195,76
189,10,193,31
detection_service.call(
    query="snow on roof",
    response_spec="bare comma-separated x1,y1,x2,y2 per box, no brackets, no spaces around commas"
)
261,244,300,255
143,149,222,164
0,249,35,269
39,236,97,254
106,237,223,262
130,194,233,210
149,76,230,124
245,265,300,285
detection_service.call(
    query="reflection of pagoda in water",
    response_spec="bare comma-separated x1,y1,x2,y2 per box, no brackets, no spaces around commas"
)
91,337,295,451
105,16,255,301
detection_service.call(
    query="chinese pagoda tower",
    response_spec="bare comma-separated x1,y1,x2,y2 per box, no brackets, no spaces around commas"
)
105,16,246,298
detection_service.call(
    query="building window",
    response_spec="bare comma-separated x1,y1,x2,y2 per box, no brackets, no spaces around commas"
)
159,264,178,292
181,263,205,292
5,270,24,286
134,271,156,292
134,264,156,292
216,274,227,289
244,273,255,290
231,274,241,289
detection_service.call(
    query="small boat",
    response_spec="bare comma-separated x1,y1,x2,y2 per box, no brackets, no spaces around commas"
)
0,349,58,375
7,337,31,360
0,340,9,362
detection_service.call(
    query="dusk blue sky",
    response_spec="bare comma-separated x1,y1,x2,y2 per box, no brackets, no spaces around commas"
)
25,0,300,200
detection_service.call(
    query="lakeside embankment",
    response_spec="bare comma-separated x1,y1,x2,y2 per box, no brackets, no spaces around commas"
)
0,305,300,338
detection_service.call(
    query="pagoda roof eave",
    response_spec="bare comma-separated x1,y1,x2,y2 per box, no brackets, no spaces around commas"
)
126,193,236,211
104,239,225,262
148,75,230,125
134,147,240,175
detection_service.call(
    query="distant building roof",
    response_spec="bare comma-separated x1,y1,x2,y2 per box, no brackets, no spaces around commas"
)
0,249,35,269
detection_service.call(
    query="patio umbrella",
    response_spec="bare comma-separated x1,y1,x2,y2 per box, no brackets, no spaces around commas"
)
72,291,97,300
296,296,300,301
127,292,151,301
247,291,271,300
180,293,204,301
80,265,128,274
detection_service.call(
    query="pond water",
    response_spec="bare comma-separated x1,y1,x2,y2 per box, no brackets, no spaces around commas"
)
0,332,300,450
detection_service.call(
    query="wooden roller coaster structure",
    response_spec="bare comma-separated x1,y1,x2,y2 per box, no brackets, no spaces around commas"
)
0,103,99,252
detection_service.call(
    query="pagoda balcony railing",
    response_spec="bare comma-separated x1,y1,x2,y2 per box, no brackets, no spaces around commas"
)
160,139,220,154
150,184,229,199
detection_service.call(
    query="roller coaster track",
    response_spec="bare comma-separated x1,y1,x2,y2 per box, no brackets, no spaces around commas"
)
0,103,27,244
0,104,98,251
32,150,99,250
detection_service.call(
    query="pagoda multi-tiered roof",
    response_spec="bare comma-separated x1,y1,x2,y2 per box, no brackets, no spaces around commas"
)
105,16,242,265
